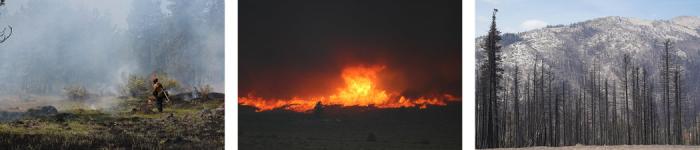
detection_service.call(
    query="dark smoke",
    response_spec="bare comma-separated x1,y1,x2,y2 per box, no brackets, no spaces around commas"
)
239,0,461,98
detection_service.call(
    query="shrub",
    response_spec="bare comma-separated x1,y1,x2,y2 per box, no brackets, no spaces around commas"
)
199,84,212,101
122,75,149,98
121,73,182,99
155,73,181,93
64,85,88,100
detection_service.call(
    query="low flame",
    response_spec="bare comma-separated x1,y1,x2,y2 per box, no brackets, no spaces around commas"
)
239,65,459,112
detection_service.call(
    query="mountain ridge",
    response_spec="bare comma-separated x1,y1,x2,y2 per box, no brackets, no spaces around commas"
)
476,16,700,112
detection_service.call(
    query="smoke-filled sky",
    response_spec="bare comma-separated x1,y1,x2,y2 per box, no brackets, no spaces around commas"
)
0,0,224,96
239,0,461,98
2,0,134,29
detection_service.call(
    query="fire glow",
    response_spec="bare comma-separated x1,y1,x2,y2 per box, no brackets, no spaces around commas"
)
239,65,460,112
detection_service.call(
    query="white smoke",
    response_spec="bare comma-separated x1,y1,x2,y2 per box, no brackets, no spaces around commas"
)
0,0,224,97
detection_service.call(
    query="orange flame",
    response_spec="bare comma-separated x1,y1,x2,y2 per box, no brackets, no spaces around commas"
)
239,65,460,112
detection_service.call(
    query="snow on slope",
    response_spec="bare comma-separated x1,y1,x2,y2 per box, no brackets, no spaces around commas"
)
476,16,700,116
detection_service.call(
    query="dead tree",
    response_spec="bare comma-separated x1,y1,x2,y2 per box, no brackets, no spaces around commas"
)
612,80,618,145
0,25,11,43
673,66,682,144
622,54,631,144
662,39,672,144
513,65,522,147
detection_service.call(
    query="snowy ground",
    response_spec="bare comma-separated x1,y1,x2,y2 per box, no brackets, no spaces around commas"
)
488,145,700,150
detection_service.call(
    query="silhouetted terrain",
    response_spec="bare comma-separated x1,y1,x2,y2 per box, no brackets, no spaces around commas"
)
239,102,462,150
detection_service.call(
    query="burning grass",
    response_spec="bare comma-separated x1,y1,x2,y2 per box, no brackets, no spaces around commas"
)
239,65,460,112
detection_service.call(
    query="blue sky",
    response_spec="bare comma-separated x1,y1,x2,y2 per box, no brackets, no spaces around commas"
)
476,0,700,36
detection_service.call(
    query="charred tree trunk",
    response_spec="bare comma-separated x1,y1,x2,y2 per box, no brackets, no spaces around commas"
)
623,54,631,145
663,39,672,145
612,80,618,145
674,67,682,145
477,9,503,148
513,65,522,147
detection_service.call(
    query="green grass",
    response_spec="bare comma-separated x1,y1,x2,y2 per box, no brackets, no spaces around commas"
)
0,97,225,149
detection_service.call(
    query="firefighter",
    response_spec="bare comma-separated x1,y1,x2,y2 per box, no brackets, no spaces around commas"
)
152,78,166,113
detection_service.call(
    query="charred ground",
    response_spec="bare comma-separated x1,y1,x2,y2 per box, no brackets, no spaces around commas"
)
239,101,462,150
0,93,225,149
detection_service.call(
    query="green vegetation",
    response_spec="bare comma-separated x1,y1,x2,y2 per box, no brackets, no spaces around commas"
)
199,84,213,101
0,91,224,149
63,85,89,100
122,73,183,99
122,75,150,98
155,73,181,92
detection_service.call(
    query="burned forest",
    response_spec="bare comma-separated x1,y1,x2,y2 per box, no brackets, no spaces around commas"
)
476,8,700,149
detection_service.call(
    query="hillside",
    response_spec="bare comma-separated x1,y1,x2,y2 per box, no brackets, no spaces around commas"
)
477,16,700,116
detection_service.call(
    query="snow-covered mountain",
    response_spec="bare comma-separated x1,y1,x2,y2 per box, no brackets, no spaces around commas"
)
476,16,700,111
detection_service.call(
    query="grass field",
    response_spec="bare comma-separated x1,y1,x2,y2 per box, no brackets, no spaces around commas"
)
0,96,224,149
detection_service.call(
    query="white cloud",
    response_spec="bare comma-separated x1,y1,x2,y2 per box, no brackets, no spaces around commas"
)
520,19,548,31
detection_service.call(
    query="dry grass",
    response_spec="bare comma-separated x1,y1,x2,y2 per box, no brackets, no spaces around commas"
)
0,95,225,149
